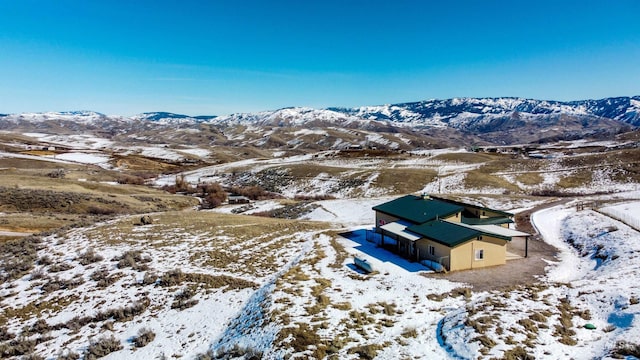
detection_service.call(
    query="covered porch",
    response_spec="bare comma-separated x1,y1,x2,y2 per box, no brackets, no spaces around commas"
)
378,220,421,261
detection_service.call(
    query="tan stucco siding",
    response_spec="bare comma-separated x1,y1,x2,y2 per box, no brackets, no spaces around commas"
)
449,237,508,271
444,213,461,223
415,239,452,269
465,206,512,219
481,235,509,247
449,242,474,271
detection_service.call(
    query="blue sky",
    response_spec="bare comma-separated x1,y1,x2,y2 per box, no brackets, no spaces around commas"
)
1,0,639,116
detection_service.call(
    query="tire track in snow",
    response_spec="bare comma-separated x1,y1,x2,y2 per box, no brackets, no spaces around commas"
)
208,237,316,358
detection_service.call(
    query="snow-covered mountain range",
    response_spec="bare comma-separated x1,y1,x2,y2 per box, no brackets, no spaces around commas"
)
3,96,639,127
1,96,639,146
330,96,640,127
215,96,640,128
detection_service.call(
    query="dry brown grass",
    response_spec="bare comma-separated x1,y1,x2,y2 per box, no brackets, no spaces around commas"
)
85,335,123,359
501,346,535,360
347,343,386,359
553,298,577,346
332,302,352,311
529,311,548,323
427,287,472,302
517,318,538,334
366,302,396,316
0,213,73,235
472,334,496,348
612,341,640,358
375,168,437,194
0,163,198,238
276,322,322,355
0,295,78,324
464,170,521,192
515,172,544,185
282,266,311,282
90,211,325,243
346,310,376,327
329,235,348,269
432,152,502,163
556,169,593,189
401,327,418,338
111,154,184,174
465,316,494,335
284,163,351,178
78,210,330,283
158,269,257,291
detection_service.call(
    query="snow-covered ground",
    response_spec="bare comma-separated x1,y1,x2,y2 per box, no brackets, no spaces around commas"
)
0,151,76,165
440,195,640,359
153,150,501,198
2,190,640,358
121,146,204,162
599,201,640,231
22,133,115,150
0,212,330,359
300,198,392,228
2,135,640,358
45,152,113,169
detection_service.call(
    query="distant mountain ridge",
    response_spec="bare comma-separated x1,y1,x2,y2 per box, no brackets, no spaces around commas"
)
1,96,638,146
205,95,640,128
2,96,639,127
330,96,640,127
132,112,217,123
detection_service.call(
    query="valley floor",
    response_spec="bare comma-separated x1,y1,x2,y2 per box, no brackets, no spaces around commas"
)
0,193,639,359
1,138,639,359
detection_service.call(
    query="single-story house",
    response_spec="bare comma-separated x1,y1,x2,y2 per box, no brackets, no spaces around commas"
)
372,194,530,271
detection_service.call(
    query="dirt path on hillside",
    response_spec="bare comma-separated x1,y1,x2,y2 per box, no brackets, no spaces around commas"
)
423,199,571,292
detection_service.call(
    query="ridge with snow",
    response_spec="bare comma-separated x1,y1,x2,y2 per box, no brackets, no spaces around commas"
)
2,96,639,128
1,96,638,146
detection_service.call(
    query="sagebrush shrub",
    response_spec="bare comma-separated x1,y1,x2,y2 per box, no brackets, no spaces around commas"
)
86,335,122,359
132,328,156,348
77,248,104,265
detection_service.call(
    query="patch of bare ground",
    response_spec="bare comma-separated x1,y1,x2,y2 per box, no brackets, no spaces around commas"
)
425,199,568,291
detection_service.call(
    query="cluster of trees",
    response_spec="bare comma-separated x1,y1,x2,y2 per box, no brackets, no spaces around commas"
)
162,175,279,209
198,182,226,208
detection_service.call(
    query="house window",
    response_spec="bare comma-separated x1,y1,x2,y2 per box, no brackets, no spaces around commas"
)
475,249,484,260
428,245,435,256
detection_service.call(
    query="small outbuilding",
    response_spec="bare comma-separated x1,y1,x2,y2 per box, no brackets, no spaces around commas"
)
228,195,250,204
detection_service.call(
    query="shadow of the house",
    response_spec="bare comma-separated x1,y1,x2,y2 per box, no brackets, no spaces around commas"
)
338,228,430,273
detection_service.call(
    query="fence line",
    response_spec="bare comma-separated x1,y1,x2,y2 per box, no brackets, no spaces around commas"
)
593,207,640,233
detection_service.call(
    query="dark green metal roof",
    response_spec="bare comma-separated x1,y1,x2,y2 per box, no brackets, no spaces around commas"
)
372,195,463,224
407,220,481,247
461,216,514,226
430,195,515,217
